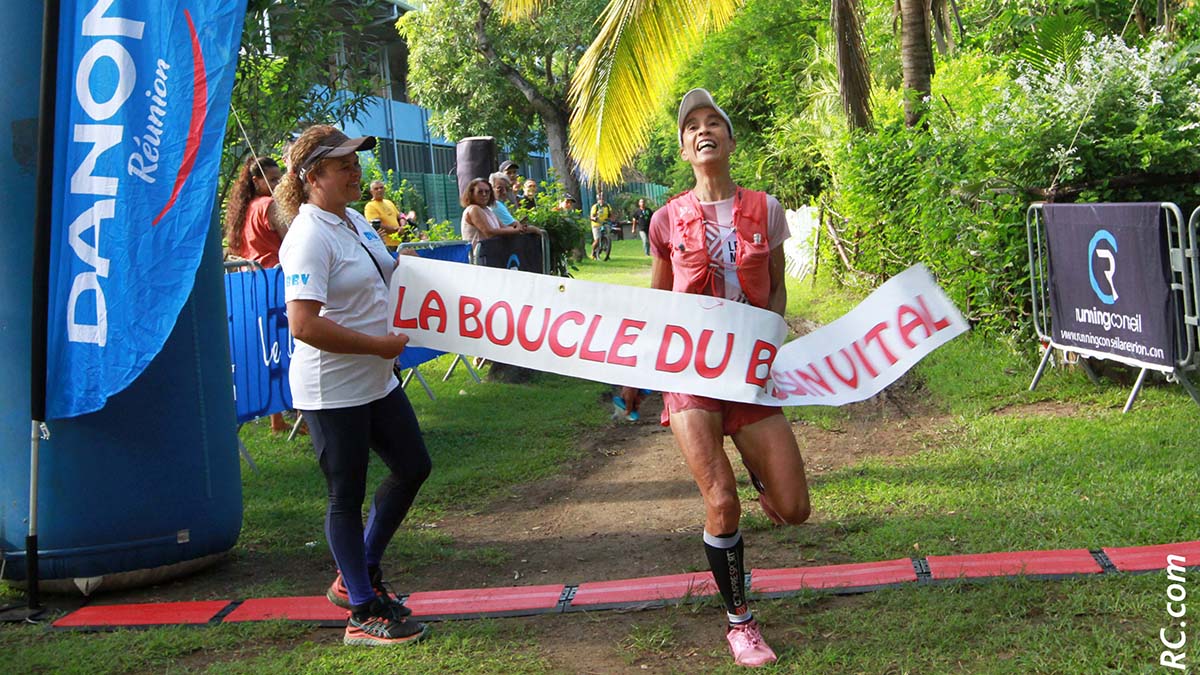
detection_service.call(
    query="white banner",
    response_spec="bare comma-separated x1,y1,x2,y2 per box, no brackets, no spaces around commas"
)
388,258,967,407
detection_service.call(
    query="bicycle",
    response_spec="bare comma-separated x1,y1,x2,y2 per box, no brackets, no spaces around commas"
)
596,221,614,261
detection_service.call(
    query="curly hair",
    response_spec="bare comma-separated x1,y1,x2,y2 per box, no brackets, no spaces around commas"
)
273,124,340,222
224,156,279,254
460,177,495,208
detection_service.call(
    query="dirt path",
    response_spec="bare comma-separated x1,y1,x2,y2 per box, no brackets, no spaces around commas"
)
402,387,954,594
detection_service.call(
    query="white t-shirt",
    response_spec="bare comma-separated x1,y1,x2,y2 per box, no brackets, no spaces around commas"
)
279,203,399,409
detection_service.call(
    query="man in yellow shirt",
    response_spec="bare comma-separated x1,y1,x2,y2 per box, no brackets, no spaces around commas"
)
364,180,401,234
588,193,612,260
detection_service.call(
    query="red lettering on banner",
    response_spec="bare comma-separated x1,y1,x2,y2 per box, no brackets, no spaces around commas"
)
744,339,777,386
579,315,607,363
548,311,585,357
695,330,734,379
392,286,417,329
419,290,447,333
769,370,812,399
897,303,927,348
796,362,835,395
516,306,551,351
851,341,879,378
485,301,515,346
862,322,898,365
655,325,692,373
460,295,483,339
825,349,859,388
916,295,952,331
607,318,645,367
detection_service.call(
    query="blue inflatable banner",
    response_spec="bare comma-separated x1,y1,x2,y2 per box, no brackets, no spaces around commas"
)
46,0,247,419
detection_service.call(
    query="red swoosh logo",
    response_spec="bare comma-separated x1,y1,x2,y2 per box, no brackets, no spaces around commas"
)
153,10,207,225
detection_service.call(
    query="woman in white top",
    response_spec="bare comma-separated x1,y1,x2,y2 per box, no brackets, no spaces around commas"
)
276,124,429,647
458,177,530,245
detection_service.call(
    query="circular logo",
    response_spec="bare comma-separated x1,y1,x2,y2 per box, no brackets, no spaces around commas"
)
1087,229,1118,305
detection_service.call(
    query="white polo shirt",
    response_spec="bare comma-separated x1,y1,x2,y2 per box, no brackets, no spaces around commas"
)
279,203,399,409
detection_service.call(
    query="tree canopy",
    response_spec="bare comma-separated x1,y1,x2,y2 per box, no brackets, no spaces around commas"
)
399,0,608,197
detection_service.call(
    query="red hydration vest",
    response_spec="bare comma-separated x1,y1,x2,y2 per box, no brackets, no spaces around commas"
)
665,188,772,309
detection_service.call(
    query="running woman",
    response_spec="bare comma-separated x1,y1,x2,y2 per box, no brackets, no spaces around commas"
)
649,89,812,667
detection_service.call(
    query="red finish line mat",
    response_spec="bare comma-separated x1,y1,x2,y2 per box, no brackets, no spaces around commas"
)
926,548,1102,580
53,543,1188,629
52,600,232,629
751,558,918,596
567,572,716,611
223,596,348,626
404,583,566,620
1102,541,1200,573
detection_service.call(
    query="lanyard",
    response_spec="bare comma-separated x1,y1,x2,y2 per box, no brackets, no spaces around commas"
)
343,219,389,286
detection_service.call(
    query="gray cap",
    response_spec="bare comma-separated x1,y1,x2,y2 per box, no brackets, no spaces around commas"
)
677,88,733,146
499,160,519,172
298,129,376,176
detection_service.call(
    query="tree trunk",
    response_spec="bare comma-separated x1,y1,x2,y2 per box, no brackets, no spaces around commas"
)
542,109,580,204
474,0,579,199
899,0,934,128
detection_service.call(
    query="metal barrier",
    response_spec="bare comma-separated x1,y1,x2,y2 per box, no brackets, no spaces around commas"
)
1026,202,1200,411
468,231,550,275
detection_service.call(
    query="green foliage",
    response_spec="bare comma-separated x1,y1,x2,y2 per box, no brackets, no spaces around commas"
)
397,0,604,161
222,0,383,197
824,34,1200,335
514,175,589,276
636,0,832,201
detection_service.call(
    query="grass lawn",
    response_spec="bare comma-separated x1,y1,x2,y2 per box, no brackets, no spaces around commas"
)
3,241,1196,673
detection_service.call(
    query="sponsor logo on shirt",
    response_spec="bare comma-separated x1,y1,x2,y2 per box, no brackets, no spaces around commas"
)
285,273,311,288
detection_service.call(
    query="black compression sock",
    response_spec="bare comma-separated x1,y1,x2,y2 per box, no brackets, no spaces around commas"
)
703,530,751,623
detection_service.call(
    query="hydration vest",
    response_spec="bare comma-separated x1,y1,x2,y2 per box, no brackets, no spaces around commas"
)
665,188,771,309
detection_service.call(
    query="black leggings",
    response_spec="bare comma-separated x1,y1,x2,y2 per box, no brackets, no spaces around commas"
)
301,386,431,607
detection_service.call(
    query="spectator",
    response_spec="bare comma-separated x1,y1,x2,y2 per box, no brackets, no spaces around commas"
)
460,177,531,246
589,192,612,260
631,197,654,256
225,156,285,268
520,179,538,210
363,180,402,235
490,173,544,235
499,160,522,209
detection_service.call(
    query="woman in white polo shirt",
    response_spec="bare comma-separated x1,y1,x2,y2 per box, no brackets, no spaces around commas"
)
276,125,430,647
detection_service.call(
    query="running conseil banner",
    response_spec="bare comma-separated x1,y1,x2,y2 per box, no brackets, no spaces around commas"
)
46,0,247,419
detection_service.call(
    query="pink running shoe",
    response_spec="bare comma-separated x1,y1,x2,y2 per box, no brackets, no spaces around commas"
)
726,619,778,667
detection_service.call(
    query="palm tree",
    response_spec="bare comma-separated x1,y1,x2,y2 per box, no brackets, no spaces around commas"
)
898,0,934,128
505,0,872,184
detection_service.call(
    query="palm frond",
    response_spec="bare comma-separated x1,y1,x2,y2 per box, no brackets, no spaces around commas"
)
832,0,872,131
499,0,550,23
569,0,742,185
